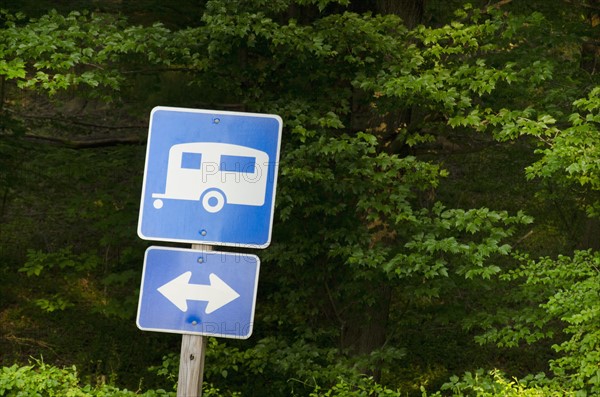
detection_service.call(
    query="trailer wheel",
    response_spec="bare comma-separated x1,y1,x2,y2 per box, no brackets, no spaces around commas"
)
202,190,226,213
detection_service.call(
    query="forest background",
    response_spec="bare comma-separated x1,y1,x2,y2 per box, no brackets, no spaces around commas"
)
0,0,599,396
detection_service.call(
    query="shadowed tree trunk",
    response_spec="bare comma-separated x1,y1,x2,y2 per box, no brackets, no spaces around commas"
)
580,0,599,75
375,0,424,28
337,2,424,382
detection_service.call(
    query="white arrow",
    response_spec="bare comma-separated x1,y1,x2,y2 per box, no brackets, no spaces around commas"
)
157,271,240,314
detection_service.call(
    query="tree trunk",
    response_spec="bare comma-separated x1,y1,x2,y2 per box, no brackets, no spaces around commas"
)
580,1,599,75
341,282,392,380
342,2,424,378
375,0,424,28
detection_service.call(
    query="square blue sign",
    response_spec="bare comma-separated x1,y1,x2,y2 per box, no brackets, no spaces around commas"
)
136,246,260,339
137,107,282,248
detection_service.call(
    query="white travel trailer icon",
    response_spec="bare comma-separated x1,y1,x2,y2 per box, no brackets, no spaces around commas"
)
151,142,269,213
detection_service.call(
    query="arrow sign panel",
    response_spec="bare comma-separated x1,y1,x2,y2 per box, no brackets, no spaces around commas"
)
136,246,260,339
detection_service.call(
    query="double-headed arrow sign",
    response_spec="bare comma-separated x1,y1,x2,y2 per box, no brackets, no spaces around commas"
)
158,271,240,313
136,246,260,339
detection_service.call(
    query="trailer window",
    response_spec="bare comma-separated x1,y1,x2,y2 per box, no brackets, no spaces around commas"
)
220,155,256,173
181,152,202,169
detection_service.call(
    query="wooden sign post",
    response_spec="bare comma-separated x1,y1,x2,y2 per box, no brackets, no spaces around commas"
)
176,243,211,397
177,334,206,397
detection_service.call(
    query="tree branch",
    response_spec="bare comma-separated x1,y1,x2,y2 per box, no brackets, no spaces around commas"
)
22,133,145,148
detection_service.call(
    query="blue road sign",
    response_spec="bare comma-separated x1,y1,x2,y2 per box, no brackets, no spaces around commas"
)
137,107,282,248
136,246,260,339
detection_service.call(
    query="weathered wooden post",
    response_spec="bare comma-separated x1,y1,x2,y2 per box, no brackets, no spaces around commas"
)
176,243,211,396
177,334,206,396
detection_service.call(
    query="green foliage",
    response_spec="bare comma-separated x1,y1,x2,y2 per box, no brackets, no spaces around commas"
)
458,80,600,396
434,8,600,394
0,359,174,396
309,376,403,396
383,204,532,282
470,250,600,394
361,7,553,125
0,9,172,99
0,362,572,397
449,85,600,204
2,1,600,396
151,337,361,396
17,245,139,319
20,247,99,277
423,369,575,397
148,337,406,396
307,369,573,397
524,87,600,215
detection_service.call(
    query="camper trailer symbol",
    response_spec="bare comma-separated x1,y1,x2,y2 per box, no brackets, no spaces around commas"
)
151,142,270,213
